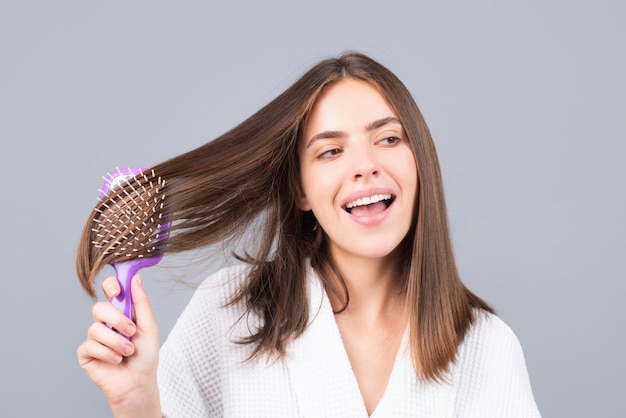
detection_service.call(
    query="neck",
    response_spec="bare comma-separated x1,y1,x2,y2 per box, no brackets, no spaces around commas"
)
325,252,407,324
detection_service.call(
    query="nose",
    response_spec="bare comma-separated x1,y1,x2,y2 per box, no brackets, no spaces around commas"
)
352,144,380,181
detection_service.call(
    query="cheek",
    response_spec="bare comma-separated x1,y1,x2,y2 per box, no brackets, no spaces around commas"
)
408,160,419,214
297,160,322,211
409,159,419,189
395,150,418,183
299,164,341,213
395,152,419,206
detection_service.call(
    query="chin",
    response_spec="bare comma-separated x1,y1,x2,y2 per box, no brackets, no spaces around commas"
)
340,241,406,262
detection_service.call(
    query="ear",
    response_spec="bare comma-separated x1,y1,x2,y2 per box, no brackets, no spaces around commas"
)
296,194,312,211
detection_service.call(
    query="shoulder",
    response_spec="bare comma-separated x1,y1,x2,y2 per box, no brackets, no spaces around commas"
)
457,311,530,380
158,262,255,364
462,310,523,354
166,262,253,336
196,262,252,301
158,263,257,415
454,311,541,417
168,263,251,320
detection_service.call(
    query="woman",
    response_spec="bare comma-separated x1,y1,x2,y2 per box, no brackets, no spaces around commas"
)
77,52,541,417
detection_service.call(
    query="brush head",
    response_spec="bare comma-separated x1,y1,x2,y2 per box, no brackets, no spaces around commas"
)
91,167,168,263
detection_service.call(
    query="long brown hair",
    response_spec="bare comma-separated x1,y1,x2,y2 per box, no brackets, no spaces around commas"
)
76,51,492,382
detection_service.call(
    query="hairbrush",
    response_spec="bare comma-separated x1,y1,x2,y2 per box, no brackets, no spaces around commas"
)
91,167,168,330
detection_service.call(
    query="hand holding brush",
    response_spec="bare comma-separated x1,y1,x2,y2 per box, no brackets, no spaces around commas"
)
76,167,169,417
77,274,161,417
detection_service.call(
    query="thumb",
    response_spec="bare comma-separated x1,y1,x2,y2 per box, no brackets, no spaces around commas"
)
130,274,158,338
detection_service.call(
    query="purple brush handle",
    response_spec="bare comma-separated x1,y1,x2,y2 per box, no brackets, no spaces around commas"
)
111,256,163,321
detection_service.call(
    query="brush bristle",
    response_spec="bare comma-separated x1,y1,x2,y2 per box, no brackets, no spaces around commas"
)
91,168,167,259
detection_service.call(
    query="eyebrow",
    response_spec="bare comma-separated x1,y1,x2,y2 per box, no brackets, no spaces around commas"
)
305,116,402,149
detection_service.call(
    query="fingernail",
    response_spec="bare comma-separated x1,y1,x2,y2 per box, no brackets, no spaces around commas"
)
136,275,143,288
123,344,134,356
124,323,136,336
112,354,122,363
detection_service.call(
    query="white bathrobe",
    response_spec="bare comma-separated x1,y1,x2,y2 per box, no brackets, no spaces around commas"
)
158,264,541,417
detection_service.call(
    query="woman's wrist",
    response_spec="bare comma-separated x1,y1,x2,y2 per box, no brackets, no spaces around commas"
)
109,382,161,418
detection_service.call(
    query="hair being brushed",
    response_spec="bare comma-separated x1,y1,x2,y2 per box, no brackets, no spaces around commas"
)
76,51,492,382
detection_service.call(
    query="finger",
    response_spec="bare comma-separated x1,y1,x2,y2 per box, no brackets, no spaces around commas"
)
102,276,121,299
77,337,123,366
86,322,135,358
92,301,137,338
130,275,158,338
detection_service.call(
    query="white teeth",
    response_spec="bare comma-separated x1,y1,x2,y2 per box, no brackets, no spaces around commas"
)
345,194,392,209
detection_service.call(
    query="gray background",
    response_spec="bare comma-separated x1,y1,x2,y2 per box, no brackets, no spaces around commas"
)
1,1,624,417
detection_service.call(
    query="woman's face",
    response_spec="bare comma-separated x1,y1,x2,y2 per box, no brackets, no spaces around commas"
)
298,78,418,264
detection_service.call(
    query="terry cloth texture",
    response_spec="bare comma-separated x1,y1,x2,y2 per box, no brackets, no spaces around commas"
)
158,263,541,417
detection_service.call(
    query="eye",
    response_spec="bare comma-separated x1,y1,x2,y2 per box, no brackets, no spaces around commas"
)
317,147,343,159
379,136,401,146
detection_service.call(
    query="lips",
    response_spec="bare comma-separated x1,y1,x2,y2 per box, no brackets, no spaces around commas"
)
345,194,392,211
343,190,395,217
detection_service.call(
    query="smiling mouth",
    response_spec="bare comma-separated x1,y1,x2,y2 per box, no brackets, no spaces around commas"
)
344,194,394,214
